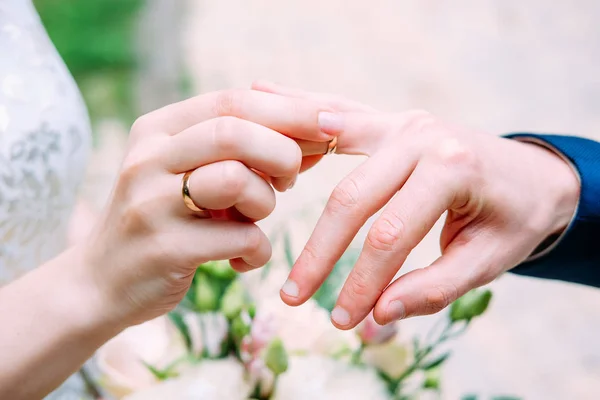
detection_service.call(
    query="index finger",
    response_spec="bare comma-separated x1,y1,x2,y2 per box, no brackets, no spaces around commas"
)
280,144,418,306
145,89,336,142
251,80,379,113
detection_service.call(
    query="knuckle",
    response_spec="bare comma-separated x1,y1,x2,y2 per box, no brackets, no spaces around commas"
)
300,242,333,278
242,225,264,255
366,212,405,252
424,284,459,314
302,242,322,263
429,139,482,188
130,115,154,138
212,116,241,153
281,143,302,175
220,160,249,199
149,233,193,273
431,138,476,167
328,176,362,214
120,140,164,184
401,109,436,134
121,199,158,237
214,90,243,116
120,155,151,187
346,268,381,300
262,188,277,215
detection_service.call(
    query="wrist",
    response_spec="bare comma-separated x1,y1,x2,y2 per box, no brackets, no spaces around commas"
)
0,247,127,398
43,246,127,343
518,138,580,235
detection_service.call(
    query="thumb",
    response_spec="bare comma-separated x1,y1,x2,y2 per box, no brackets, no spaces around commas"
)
372,235,501,324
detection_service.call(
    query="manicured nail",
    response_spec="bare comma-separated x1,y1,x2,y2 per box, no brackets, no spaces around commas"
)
386,300,406,322
281,279,299,298
331,306,351,326
318,112,343,135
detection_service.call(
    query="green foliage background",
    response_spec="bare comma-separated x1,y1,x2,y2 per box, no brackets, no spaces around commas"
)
33,0,145,126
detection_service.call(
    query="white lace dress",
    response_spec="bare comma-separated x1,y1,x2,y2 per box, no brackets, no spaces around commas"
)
1,1,93,398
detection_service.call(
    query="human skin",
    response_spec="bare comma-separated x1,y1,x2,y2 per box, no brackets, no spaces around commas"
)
0,89,335,399
252,81,580,330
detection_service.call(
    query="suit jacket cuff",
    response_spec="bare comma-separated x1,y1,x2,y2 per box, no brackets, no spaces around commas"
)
504,133,600,287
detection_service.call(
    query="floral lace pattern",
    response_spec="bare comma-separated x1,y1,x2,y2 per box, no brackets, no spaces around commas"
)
1,1,92,398
0,1,90,283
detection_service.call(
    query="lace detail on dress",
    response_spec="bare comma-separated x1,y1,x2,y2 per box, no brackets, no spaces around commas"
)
0,1,91,283
1,2,93,398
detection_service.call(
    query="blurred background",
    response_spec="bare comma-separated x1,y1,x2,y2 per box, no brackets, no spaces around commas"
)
36,1,600,399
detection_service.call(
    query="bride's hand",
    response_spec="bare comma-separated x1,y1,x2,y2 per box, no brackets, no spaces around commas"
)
253,81,580,329
79,89,334,327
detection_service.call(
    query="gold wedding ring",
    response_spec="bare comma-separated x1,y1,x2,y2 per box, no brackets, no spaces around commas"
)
182,171,210,216
325,136,338,155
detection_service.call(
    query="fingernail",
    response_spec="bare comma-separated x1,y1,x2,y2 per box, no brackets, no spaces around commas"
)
288,177,297,190
385,300,406,322
318,112,343,135
281,279,299,298
331,306,351,326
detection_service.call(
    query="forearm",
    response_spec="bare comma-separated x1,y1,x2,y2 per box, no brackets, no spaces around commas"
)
0,247,123,399
68,199,98,246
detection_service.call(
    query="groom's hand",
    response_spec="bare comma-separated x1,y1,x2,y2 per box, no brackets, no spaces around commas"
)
253,82,580,329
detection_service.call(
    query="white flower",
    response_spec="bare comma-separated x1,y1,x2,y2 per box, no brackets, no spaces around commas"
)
243,262,359,356
122,357,251,400
183,311,229,358
273,355,391,400
362,340,412,379
254,297,359,356
96,316,187,398
242,265,289,303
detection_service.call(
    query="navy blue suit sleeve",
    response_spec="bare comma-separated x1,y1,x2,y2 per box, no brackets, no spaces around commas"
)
504,134,600,287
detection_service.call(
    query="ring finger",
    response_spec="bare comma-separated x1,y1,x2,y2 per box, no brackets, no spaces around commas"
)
177,160,276,221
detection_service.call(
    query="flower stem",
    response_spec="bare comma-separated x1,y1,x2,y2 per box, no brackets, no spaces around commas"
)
396,319,470,385
351,342,365,364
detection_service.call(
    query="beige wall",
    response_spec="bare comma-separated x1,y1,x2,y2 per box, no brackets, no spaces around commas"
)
84,2,600,399
182,2,600,398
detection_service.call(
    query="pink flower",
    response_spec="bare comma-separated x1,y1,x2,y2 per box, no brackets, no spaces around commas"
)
356,313,398,345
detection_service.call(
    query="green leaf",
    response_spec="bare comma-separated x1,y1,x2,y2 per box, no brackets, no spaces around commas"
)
450,289,493,322
198,261,237,281
376,370,400,395
423,366,441,390
283,230,295,269
231,312,252,342
412,337,421,354
248,303,256,319
167,311,192,352
142,361,178,381
264,338,289,375
220,279,248,320
260,260,274,279
194,272,219,312
312,248,360,311
461,395,478,400
421,352,451,370
34,0,144,125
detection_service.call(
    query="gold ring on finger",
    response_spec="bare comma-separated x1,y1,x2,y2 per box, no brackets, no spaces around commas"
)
182,170,211,217
325,136,338,155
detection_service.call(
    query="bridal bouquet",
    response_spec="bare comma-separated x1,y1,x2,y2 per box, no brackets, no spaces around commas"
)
94,233,494,400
